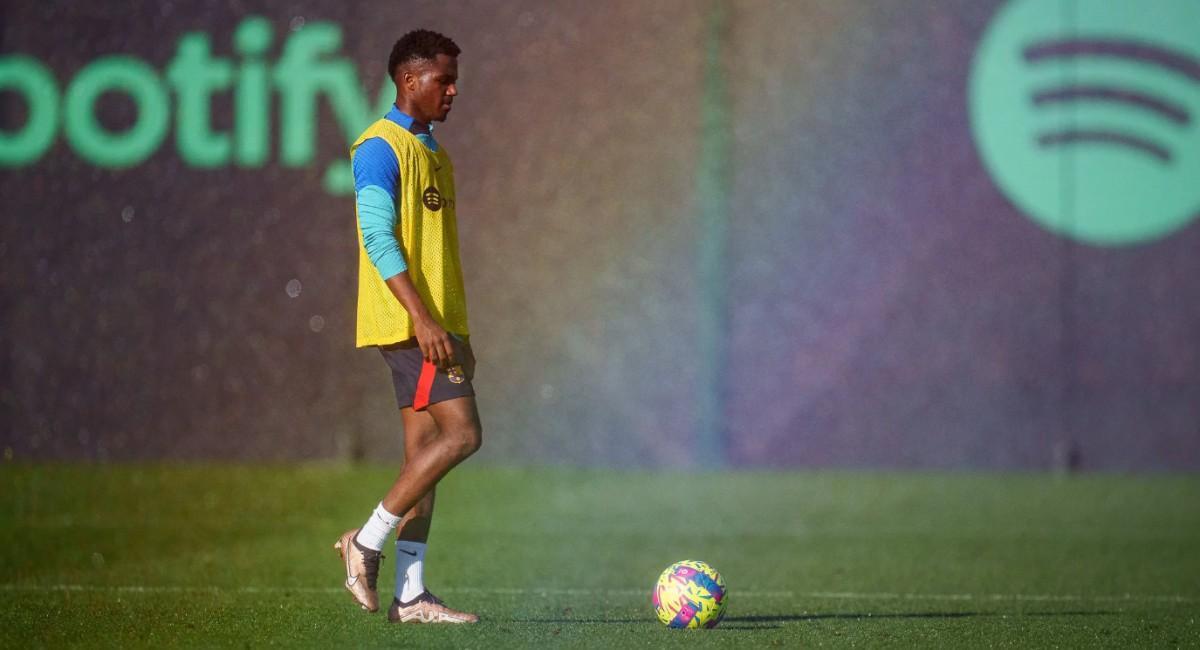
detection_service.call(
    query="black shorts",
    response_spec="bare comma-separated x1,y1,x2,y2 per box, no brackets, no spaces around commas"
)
379,337,475,411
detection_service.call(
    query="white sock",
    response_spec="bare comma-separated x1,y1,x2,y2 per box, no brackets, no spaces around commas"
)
355,503,402,552
394,540,427,603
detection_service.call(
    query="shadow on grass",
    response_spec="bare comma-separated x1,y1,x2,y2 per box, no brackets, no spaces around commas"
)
509,610,1116,627
726,610,1114,623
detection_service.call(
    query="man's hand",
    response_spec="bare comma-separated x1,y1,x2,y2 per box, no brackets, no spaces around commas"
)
414,316,456,369
384,270,456,368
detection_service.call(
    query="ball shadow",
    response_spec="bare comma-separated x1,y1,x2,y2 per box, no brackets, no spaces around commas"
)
507,610,1115,627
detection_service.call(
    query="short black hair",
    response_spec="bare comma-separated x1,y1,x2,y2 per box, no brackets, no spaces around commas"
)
388,29,460,80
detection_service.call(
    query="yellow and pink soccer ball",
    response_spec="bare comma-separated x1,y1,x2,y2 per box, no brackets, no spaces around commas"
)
652,560,727,628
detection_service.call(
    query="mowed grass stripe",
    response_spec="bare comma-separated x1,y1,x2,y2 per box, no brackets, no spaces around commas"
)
2,464,1198,647
0,583,1194,603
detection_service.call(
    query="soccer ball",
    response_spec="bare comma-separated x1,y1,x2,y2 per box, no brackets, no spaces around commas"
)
652,560,727,628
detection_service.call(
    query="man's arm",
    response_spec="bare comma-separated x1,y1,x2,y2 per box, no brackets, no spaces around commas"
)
354,139,408,280
354,138,455,368
384,271,457,369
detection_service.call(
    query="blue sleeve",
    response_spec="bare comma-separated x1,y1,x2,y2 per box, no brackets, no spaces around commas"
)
353,137,407,280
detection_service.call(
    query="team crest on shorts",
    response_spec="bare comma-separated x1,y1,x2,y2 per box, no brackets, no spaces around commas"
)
422,186,443,211
447,365,465,384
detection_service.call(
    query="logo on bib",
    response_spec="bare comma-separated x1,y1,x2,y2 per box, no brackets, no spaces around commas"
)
422,186,443,212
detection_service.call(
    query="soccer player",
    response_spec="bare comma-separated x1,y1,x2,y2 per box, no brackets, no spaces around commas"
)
334,29,480,625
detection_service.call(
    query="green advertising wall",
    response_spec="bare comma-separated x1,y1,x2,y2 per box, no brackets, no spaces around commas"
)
2,0,1198,469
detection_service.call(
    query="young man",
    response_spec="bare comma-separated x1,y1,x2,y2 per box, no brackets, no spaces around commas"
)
335,29,481,625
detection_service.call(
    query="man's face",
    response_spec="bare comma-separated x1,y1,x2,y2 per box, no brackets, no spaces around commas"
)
403,54,459,123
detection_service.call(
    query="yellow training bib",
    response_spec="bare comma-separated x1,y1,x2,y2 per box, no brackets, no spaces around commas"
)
352,120,468,347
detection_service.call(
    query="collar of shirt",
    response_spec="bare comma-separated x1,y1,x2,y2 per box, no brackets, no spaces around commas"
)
386,105,433,137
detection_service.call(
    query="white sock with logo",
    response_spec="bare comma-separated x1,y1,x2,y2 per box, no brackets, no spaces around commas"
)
355,503,402,552
394,540,428,603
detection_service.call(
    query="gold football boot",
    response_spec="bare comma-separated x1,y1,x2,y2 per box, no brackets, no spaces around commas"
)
333,528,382,612
387,591,479,624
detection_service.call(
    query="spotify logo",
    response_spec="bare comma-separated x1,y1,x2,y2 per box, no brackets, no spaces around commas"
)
0,16,391,196
969,0,1200,246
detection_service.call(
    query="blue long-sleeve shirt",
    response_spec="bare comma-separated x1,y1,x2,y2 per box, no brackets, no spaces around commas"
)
353,106,440,281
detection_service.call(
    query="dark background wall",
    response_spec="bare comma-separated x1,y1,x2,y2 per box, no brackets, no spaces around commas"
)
2,0,1198,470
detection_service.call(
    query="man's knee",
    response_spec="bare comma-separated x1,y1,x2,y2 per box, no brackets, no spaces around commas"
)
429,398,482,460
452,421,482,459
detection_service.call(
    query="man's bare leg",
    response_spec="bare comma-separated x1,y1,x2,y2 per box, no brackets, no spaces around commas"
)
391,406,436,604
385,397,481,623
396,405,438,543
381,396,482,517
335,397,481,614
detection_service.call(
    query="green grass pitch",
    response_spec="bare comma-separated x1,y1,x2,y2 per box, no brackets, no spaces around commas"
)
1,464,1198,647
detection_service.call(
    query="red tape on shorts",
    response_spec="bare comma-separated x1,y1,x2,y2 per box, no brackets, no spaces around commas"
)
413,361,436,411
